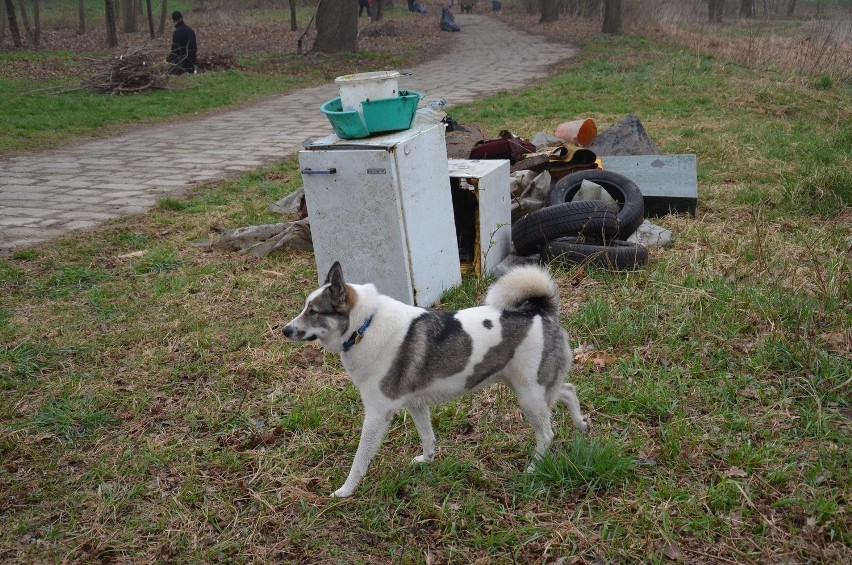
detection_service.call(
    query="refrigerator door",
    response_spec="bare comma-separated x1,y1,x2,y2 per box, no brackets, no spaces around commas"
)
299,147,414,304
393,125,461,306
300,122,460,307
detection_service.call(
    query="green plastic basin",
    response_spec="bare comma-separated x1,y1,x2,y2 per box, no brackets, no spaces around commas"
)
320,90,424,139
320,97,370,139
361,90,424,134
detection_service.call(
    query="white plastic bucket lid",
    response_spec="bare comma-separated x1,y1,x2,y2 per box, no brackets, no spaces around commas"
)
335,70,401,113
334,70,401,86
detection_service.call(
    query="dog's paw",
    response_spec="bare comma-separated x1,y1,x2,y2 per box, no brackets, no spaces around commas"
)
331,487,354,498
412,454,434,464
578,417,592,435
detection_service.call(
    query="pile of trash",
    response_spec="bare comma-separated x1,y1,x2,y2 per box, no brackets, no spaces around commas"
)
446,114,673,272
208,114,676,271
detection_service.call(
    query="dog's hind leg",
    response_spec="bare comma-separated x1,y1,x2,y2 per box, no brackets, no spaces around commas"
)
511,383,555,472
332,410,392,498
408,404,435,464
559,383,590,433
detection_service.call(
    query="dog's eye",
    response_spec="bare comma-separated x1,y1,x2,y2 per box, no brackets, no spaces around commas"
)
307,307,318,316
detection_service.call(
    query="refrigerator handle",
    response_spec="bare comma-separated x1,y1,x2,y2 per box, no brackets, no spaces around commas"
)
301,167,337,175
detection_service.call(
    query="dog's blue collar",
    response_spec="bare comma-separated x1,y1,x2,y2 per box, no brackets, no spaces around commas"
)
342,315,373,352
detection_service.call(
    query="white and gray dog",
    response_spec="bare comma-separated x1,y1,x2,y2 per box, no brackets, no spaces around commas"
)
283,261,589,497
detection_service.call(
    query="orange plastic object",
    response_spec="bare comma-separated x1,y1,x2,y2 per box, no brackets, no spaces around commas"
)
555,118,598,147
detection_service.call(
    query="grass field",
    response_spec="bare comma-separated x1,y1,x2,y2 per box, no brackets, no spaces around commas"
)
1,14,851,565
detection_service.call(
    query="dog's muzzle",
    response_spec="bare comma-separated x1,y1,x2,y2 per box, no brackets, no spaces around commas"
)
283,324,316,341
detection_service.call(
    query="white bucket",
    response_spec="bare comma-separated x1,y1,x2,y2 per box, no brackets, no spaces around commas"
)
335,70,400,112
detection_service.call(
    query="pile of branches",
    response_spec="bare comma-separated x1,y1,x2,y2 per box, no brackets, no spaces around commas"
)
83,48,172,94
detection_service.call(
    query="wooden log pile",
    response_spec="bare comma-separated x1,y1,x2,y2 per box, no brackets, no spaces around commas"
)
84,49,172,94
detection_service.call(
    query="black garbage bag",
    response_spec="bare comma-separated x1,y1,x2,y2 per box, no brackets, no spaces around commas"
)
440,7,460,32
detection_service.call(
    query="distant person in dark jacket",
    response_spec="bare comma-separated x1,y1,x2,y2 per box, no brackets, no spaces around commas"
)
358,0,372,17
167,11,197,75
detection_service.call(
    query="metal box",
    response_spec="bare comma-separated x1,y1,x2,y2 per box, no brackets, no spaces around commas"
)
448,159,511,276
601,154,698,217
299,120,461,307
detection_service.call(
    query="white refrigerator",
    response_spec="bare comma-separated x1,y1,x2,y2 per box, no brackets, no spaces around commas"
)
298,119,461,307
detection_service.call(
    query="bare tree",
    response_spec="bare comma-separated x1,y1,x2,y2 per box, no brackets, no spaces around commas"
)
740,0,754,17
16,0,31,41
289,0,297,31
372,0,384,22
0,0,6,42
78,0,85,34
104,0,117,47
313,0,357,53
4,0,21,47
144,0,153,38
121,0,135,32
540,0,559,23
708,0,724,22
602,0,621,34
579,0,602,18
158,0,167,35
785,0,796,16
32,0,38,47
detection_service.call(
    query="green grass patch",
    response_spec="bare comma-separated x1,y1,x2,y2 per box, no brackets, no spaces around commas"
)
514,436,635,496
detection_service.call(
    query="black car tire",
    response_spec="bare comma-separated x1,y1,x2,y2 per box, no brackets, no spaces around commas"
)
541,237,649,270
547,170,645,240
511,200,619,257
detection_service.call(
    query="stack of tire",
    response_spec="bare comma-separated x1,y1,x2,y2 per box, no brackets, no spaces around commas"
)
511,170,649,270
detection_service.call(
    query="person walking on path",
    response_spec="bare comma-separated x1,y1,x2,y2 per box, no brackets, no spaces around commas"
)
168,11,198,75
358,0,372,17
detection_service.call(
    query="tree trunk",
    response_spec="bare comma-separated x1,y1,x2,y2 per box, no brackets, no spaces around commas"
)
0,0,6,42
104,0,117,47
372,0,384,22
313,0,357,53
16,0,31,41
740,0,754,18
121,0,134,32
78,0,85,34
708,0,724,22
32,0,37,47
785,0,795,16
4,0,21,47
602,0,621,34
289,0,297,31
158,0,166,35
144,0,153,38
540,0,558,23
578,0,600,18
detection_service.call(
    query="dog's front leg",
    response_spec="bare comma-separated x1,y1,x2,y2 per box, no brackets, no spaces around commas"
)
332,410,392,498
408,404,435,464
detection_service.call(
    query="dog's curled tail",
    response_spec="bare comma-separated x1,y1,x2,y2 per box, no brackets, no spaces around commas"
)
485,265,560,315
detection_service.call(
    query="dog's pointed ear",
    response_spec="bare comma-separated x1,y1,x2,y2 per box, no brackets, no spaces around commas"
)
325,261,344,285
325,261,347,309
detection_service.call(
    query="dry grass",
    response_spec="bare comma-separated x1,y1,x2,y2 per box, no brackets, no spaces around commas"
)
496,0,852,82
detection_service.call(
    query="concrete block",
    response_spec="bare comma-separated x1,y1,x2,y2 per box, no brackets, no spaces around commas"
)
601,154,698,217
